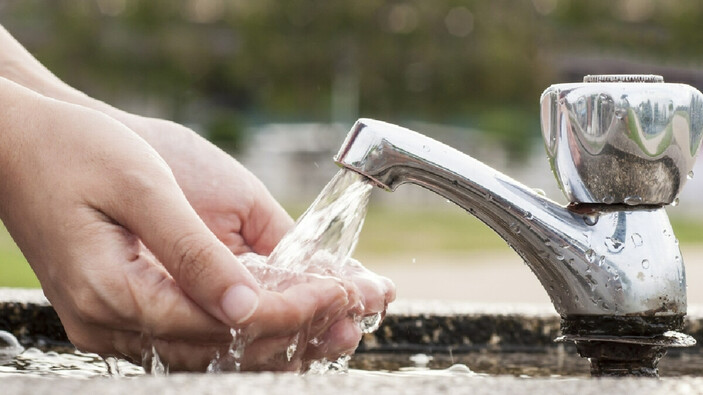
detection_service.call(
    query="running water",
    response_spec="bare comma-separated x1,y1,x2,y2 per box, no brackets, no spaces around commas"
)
267,168,372,278
208,169,380,373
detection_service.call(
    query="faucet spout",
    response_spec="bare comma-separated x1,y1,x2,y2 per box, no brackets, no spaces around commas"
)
335,119,686,325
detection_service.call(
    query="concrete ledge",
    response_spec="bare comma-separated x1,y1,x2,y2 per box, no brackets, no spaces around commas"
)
2,288,703,354
3,288,703,391
3,372,703,395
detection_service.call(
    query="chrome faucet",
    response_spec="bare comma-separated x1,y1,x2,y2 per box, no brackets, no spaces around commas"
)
335,75,703,376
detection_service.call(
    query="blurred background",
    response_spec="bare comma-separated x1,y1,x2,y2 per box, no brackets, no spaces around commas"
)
2,0,703,302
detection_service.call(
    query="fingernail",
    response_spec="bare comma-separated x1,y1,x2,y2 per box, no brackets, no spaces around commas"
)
222,284,259,325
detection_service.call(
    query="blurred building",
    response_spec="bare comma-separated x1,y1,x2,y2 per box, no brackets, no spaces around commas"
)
238,121,567,207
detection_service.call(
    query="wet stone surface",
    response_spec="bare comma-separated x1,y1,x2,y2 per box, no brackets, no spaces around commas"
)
3,289,703,380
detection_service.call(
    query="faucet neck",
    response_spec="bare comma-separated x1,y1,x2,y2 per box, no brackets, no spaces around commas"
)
336,119,686,318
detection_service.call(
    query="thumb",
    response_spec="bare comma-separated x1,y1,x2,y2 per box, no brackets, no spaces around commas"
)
95,155,262,327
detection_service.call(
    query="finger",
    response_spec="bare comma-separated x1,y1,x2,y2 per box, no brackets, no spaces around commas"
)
343,259,397,313
89,136,266,327
63,209,232,343
244,276,349,339
241,184,295,256
304,318,362,362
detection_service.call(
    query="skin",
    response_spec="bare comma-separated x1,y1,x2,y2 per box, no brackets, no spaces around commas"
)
0,25,395,371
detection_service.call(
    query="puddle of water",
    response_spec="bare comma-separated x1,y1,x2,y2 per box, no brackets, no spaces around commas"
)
5,343,703,379
0,346,144,378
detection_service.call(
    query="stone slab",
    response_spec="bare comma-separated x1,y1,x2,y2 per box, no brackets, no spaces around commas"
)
2,373,703,395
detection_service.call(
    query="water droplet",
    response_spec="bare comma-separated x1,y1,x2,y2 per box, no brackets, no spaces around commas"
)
525,212,534,220
688,170,695,180
286,334,300,361
533,188,546,197
671,197,680,207
510,222,521,234
624,196,643,205
585,249,597,263
556,254,565,261
598,255,606,266
409,353,433,368
104,356,122,377
631,233,643,247
422,145,430,153
583,213,599,226
359,312,383,334
615,110,624,119
605,237,625,253
642,259,650,269
602,196,615,204
675,238,680,246
675,255,681,264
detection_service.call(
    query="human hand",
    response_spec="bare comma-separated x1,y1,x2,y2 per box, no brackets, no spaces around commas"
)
0,77,353,371
0,23,395,366
127,116,396,363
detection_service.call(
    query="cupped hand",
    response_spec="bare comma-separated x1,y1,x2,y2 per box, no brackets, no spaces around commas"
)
0,22,395,367
126,115,397,361
0,77,352,371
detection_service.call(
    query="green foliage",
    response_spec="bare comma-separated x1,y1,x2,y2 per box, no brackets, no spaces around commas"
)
0,223,39,288
2,209,703,287
2,0,703,158
206,110,245,151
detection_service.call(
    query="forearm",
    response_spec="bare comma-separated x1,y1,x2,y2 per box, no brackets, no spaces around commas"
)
0,77,40,202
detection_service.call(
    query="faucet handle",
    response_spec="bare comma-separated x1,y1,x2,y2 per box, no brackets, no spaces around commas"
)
541,74,703,205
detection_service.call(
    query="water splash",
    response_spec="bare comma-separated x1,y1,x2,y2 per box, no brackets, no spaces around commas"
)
103,356,122,377
206,328,248,373
0,330,24,363
266,169,372,276
287,333,300,362
358,312,383,334
141,345,167,376
306,355,351,375
218,169,381,373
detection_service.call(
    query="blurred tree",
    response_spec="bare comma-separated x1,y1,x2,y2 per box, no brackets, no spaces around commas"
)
1,0,702,154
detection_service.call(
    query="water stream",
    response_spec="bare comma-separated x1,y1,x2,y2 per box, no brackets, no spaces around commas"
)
208,169,378,373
